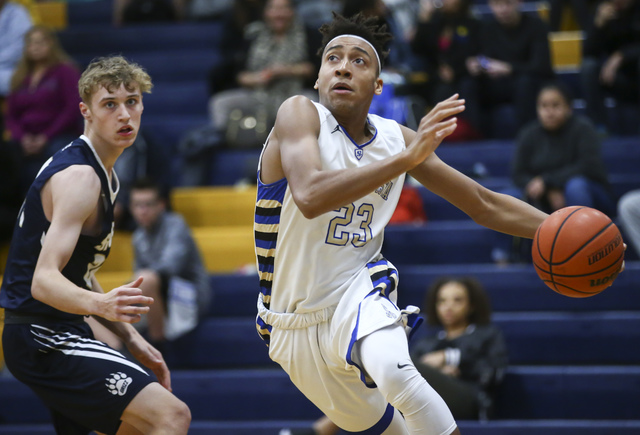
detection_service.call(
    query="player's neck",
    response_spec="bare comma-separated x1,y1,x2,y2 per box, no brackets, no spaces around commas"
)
333,112,372,145
83,131,124,173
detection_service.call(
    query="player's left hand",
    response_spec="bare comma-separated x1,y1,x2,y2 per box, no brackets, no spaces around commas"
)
126,335,172,392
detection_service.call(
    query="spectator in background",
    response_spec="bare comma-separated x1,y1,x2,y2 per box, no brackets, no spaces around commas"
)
512,82,614,216
466,0,553,136
410,0,481,139
0,0,32,130
492,82,614,263
207,0,266,96
411,276,508,420
618,190,640,258
580,0,640,133
129,178,212,348
208,0,319,147
5,25,82,197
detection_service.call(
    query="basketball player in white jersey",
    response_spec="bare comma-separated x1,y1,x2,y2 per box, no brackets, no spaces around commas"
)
254,12,548,435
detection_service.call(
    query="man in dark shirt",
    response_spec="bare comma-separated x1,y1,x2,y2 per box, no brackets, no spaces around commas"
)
580,0,640,131
466,0,553,136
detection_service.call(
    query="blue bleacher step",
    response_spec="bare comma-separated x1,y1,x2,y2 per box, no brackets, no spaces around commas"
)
168,310,640,368
71,50,223,83
3,420,640,435
496,366,640,420
66,0,112,26
188,419,640,435
59,22,225,54
0,425,55,435
207,261,640,317
3,366,640,424
436,136,640,179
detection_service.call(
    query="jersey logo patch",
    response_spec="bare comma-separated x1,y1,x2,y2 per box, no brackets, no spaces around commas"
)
355,149,364,160
106,372,132,396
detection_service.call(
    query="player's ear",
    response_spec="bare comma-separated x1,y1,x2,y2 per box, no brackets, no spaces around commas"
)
374,78,383,96
79,102,91,121
314,79,319,90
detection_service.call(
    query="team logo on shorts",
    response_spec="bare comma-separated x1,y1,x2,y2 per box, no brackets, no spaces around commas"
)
105,372,132,396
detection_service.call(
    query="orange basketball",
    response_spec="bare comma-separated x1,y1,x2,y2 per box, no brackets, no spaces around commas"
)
532,206,624,298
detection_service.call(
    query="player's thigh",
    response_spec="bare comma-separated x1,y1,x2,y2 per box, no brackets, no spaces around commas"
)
270,325,391,432
4,323,155,435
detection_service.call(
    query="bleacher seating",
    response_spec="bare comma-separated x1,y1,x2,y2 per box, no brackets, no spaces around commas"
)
1,1,640,434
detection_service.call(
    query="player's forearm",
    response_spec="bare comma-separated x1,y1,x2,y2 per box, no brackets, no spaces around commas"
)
474,191,548,238
31,269,102,316
292,151,415,219
92,314,138,343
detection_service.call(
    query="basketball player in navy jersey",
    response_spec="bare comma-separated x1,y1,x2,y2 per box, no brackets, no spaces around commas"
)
254,13,550,435
0,56,190,435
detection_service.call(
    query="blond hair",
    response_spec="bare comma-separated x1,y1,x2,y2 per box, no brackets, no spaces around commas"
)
78,55,152,104
10,25,74,92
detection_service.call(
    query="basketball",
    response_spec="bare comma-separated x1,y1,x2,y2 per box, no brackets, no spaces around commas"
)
532,206,624,298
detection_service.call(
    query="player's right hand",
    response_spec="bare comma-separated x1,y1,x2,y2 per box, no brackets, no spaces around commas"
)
99,277,153,323
407,94,465,167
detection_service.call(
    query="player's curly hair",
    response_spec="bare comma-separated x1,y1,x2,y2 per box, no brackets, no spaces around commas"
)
317,12,392,72
78,55,152,104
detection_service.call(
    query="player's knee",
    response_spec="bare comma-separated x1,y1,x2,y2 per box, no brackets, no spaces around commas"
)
378,365,426,408
156,398,191,432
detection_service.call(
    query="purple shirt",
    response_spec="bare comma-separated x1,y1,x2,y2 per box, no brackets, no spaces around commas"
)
6,62,82,141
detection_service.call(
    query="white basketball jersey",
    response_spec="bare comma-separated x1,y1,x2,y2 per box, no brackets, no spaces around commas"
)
254,101,406,321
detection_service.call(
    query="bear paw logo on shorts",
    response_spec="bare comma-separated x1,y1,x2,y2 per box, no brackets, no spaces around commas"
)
105,372,132,396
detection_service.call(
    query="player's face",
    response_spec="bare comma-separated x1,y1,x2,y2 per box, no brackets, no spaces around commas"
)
316,36,383,113
537,88,571,132
130,189,165,229
80,83,143,150
435,281,472,329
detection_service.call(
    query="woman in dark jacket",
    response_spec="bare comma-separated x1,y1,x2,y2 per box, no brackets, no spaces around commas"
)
411,276,508,420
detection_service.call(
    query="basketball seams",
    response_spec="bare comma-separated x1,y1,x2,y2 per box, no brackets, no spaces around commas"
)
551,221,614,266
547,206,585,291
540,251,624,278
540,279,600,296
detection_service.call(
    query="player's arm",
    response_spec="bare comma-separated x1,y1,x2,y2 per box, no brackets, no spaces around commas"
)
31,165,153,321
90,277,172,391
404,136,548,238
276,95,463,219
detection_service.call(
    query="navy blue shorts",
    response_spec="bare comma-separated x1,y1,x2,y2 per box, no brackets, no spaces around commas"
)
2,321,157,435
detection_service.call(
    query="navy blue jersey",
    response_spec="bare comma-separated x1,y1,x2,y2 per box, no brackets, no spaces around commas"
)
0,136,118,321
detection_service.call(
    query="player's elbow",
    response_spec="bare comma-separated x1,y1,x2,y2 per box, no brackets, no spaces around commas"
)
31,272,48,303
291,189,323,219
296,199,322,219
468,188,499,227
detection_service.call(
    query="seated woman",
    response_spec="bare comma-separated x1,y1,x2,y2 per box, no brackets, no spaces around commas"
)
411,276,508,420
492,82,615,264
511,82,614,216
5,25,82,196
